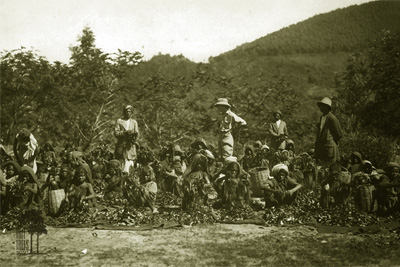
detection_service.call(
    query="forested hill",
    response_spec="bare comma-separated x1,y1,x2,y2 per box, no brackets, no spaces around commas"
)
208,1,400,94
211,1,400,60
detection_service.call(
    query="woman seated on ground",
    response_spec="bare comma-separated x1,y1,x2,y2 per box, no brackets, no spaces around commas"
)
352,160,380,212
376,162,400,215
182,153,213,211
319,163,351,208
67,166,96,210
214,160,250,208
122,161,159,214
262,163,301,208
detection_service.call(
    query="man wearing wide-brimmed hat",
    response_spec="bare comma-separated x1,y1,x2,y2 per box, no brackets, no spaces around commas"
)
214,98,246,161
269,109,288,150
114,104,139,174
314,97,343,168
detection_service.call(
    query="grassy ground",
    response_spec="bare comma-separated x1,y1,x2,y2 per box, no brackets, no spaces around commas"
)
1,224,400,266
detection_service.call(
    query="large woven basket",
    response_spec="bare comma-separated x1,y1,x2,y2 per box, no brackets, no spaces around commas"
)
48,189,65,215
249,167,270,197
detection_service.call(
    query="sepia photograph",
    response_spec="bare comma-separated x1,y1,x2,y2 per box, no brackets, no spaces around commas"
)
1,0,400,266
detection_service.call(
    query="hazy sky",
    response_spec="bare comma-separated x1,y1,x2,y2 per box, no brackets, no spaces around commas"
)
0,0,373,63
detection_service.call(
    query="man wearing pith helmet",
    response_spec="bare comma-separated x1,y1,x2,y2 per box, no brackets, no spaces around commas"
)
214,98,246,161
314,97,343,168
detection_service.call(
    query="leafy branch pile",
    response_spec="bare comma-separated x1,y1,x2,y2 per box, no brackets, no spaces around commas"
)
0,207,47,235
262,190,383,227
2,189,399,230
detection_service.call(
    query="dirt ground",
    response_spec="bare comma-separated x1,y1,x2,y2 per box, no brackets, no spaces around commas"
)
1,223,400,266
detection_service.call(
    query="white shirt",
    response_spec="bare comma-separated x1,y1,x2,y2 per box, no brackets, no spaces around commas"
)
276,119,281,128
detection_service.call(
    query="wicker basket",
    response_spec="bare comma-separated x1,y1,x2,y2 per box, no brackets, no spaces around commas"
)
48,189,65,215
249,167,270,197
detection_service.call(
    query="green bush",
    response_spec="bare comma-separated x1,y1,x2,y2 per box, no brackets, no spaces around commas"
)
339,131,398,168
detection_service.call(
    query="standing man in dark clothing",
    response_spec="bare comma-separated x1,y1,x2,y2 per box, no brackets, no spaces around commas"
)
314,97,343,169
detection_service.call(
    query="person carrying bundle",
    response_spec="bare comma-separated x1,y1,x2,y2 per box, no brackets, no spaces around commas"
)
114,104,139,174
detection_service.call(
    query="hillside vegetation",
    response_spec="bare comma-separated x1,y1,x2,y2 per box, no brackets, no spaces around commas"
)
209,1,400,91
1,1,399,165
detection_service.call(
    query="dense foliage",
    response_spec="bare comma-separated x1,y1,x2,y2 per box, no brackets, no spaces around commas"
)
1,1,399,166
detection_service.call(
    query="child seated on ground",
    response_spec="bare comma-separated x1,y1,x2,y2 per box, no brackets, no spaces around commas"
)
122,162,159,214
214,160,250,208
67,166,96,210
352,160,380,212
104,159,122,195
262,163,302,208
376,162,400,215
138,163,158,214
2,161,21,212
58,164,72,193
17,166,42,210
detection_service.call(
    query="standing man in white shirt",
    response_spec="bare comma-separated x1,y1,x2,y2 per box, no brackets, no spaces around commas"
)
114,105,139,174
214,98,247,162
269,110,288,151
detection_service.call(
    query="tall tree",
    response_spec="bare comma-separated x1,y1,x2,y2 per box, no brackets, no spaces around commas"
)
338,31,400,137
0,47,53,144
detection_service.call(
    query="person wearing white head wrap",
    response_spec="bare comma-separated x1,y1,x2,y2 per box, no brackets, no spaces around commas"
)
262,163,301,208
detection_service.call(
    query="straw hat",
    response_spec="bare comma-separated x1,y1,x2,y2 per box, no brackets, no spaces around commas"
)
317,97,332,108
214,98,231,108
